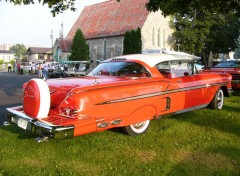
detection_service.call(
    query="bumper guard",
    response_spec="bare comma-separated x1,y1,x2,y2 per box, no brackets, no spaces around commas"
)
5,106,74,139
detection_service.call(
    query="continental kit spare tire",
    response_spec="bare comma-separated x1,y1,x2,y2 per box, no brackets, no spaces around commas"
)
23,79,50,118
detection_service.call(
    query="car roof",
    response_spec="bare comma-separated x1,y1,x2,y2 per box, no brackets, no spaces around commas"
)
108,50,200,67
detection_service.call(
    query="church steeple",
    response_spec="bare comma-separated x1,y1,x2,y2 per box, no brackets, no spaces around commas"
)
59,22,64,39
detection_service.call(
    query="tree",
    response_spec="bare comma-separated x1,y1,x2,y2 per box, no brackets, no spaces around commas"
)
4,0,240,17
123,28,142,55
123,31,131,55
10,44,27,58
136,27,142,54
3,0,76,17
69,29,89,61
172,10,240,58
146,0,240,17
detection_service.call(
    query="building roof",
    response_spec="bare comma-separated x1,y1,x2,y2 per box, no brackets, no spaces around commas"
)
58,39,72,52
66,0,149,40
0,50,14,54
27,47,52,54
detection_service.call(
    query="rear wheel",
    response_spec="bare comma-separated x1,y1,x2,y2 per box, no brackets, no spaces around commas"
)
209,88,224,110
122,120,150,136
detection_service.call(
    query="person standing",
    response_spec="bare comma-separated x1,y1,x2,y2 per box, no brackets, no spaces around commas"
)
2,63,5,71
17,63,21,75
42,61,48,80
7,63,11,72
38,63,43,78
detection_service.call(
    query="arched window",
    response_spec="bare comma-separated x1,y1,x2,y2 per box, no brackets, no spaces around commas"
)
110,44,115,58
103,39,107,60
93,46,97,60
152,27,155,46
163,28,166,48
158,28,161,47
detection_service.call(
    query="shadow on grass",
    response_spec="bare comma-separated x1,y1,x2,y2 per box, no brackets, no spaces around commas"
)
0,125,38,140
0,103,38,140
167,146,240,175
224,104,240,113
173,104,240,138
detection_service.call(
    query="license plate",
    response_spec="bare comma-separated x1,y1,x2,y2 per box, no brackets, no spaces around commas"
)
17,118,28,130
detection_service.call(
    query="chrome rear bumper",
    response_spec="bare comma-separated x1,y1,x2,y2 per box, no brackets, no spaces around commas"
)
5,106,74,139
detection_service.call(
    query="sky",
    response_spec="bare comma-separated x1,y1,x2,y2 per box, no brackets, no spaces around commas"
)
0,0,107,48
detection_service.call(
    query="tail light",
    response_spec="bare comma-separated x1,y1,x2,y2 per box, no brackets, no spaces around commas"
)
60,107,78,117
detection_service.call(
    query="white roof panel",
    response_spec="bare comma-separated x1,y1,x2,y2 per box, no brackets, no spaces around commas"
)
109,51,200,67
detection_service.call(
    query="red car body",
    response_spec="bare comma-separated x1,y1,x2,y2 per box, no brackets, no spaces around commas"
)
6,51,232,139
203,60,240,90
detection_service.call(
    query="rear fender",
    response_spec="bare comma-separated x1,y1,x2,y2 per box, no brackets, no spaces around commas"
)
121,105,157,126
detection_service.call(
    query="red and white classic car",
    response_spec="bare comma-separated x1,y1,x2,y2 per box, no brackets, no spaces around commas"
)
203,60,240,90
6,51,232,140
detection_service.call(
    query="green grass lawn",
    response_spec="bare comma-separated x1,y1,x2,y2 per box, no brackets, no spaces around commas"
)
0,95,240,176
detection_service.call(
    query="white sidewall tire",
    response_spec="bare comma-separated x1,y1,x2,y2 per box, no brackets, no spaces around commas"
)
130,120,150,134
123,120,150,136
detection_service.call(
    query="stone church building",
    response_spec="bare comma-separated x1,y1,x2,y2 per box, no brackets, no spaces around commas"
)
53,0,174,62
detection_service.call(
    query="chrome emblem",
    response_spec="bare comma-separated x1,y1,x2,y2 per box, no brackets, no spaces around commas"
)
24,85,35,99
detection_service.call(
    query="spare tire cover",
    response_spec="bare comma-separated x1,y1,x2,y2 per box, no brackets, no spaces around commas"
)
23,79,50,118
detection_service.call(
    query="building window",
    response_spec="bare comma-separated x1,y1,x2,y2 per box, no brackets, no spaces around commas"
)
93,46,97,60
110,44,115,58
152,27,155,46
103,39,107,60
158,28,161,47
163,28,166,48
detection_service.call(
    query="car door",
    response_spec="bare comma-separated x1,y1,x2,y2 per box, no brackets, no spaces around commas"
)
161,60,208,112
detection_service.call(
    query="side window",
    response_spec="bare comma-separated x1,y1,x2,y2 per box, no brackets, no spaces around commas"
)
170,61,193,77
156,61,194,78
155,61,171,78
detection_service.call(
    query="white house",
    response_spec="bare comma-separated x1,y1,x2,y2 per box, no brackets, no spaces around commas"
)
0,50,15,63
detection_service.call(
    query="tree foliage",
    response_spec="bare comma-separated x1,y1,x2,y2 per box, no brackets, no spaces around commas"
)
123,28,142,55
3,0,76,16
10,44,27,57
5,0,240,17
69,29,89,61
172,9,240,57
146,0,240,17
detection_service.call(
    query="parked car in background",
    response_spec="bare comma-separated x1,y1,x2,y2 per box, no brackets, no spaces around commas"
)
21,62,32,74
203,60,240,90
61,61,88,76
5,51,232,140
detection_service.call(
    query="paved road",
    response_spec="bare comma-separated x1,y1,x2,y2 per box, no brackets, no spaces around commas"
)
0,72,38,125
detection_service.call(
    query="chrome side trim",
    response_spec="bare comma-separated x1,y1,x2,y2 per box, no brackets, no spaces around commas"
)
174,104,208,114
96,82,229,105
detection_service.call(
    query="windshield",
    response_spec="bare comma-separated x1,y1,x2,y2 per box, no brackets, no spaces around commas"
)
88,61,150,77
214,61,240,68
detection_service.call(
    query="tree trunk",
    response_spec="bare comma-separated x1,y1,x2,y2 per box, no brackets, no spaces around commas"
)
208,51,213,67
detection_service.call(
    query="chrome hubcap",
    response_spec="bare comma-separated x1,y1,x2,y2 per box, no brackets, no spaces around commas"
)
217,90,223,109
132,121,145,129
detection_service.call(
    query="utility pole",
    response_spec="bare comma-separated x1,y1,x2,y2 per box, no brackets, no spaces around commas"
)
59,22,64,39
50,30,53,61
50,29,53,48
